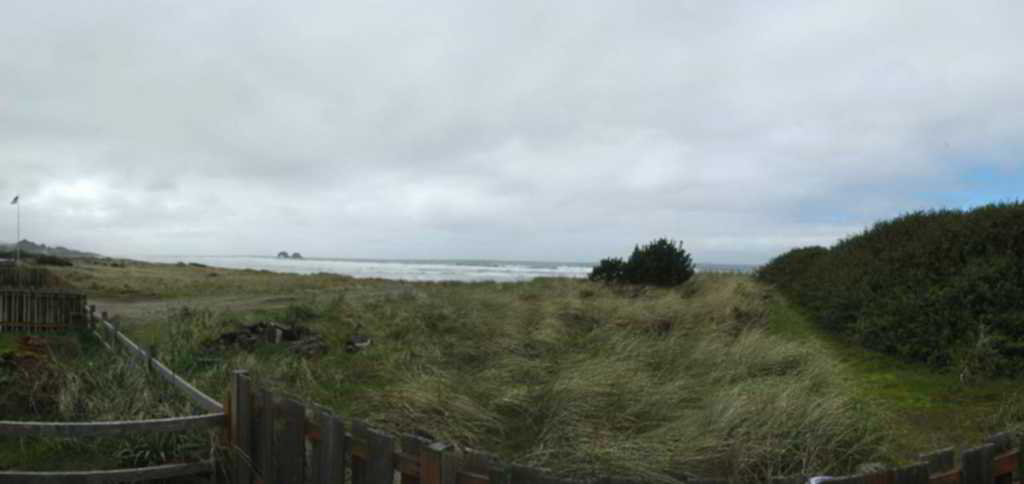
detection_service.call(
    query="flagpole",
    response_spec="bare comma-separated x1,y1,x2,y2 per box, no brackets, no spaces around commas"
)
16,200,20,265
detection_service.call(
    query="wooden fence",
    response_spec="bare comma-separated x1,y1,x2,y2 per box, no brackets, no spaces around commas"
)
0,289,90,332
0,266,56,288
0,318,225,483
227,373,1022,484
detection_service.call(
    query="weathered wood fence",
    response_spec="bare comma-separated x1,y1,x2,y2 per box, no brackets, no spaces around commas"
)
0,318,225,483
0,266,57,287
226,372,1023,484
0,265,90,332
0,289,89,332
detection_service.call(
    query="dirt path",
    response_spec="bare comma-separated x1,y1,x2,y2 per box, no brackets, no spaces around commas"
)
91,294,304,324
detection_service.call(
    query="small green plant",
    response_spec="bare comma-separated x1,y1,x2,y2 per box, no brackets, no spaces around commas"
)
590,239,695,287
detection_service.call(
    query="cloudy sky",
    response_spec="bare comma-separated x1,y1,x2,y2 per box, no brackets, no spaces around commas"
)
2,1,1022,264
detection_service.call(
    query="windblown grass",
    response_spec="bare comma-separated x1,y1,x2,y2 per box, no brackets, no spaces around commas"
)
133,274,890,482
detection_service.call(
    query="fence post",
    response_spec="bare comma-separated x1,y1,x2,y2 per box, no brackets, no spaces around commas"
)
232,370,253,484
962,443,995,484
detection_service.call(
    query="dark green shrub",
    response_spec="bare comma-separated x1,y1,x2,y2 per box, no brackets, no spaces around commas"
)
590,238,695,287
34,255,73,267
589,257,625,283
760,202,1024,376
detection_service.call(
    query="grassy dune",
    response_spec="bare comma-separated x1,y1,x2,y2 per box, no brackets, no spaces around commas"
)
18,259,1022,480
48,260,889,481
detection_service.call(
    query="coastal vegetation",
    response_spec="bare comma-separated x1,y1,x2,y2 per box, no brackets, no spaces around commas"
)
6,249,1024,480
589,238,695,287
757,202,1024,378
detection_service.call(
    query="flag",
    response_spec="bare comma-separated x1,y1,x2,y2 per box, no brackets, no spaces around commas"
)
9,195,17,205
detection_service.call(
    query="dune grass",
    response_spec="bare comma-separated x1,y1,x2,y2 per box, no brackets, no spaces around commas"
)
111,274,890,482
30,259,1024,480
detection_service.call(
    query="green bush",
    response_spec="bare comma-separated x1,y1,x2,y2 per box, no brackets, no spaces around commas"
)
591,239,695,287
589,257,625,283
34,255,73,267
758,202,1024,376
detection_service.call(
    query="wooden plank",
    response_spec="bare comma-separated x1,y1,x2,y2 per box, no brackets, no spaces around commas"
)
928,469,960,484
892,462,929,484
233,371,254,484
919,448,956,476
365,427,396,484
320,412,346,484
992,449,1018,484
863,469,893,484
352,421,370,484
0,413,225,437
0,460,213,483
256,388,276,484
509,464,545,484
441,450,461,484
400,434,426,484
278,397,307,484
488,466,510,484
420,442,444,484
961,444,994,484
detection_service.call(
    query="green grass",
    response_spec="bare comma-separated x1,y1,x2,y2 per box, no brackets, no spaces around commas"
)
759,291,1024,458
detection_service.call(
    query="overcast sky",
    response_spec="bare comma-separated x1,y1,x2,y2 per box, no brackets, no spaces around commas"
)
2,1,1022,264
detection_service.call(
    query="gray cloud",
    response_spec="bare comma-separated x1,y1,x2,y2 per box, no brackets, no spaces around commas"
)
2,1,1023,264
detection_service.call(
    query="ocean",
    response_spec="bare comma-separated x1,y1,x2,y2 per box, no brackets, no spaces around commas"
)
131,255,595,282
130,255,755,283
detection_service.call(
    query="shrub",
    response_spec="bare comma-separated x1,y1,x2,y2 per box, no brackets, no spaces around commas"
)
34,255,73,267
758,202,1024,376
589,258,625,283
590,239,695,287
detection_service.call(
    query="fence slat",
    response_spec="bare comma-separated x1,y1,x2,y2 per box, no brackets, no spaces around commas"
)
278,397,307,484
257,388,276,484
920,447,956,476
893,462,930,484
365,427,396,484
401,435,426,484
320,412,346,484
233,370,254,484
961,443,995,484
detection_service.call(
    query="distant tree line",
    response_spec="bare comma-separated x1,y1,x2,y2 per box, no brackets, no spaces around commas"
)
590,238,695,287
757,202,1024,377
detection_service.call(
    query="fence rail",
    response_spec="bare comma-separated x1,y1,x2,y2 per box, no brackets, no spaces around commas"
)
0,317,224,483
97,318,224,412
0,460,216,483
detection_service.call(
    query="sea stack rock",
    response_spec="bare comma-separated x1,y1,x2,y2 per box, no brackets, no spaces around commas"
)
277,251,290,258
291,252,303,259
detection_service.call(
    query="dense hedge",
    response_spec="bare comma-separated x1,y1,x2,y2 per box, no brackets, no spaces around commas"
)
757,202,1024,376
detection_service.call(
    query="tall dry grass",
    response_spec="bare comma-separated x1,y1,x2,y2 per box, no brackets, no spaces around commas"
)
149,274,889,482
